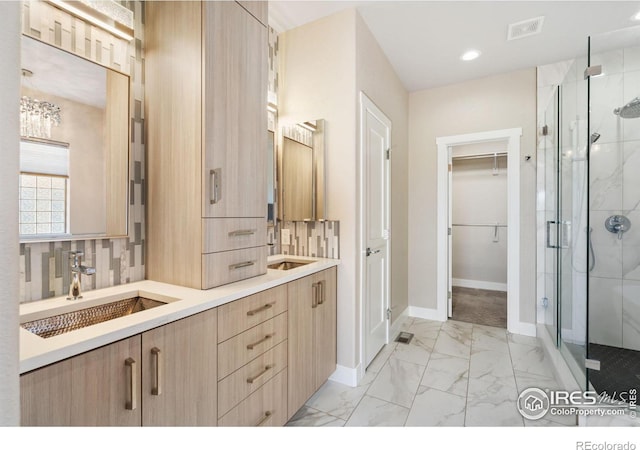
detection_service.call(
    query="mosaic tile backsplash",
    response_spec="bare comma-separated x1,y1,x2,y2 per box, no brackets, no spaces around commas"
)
279,220,340,259
20,0,145,303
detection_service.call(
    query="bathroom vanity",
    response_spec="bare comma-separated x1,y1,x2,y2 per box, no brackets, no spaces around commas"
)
19,256,338,426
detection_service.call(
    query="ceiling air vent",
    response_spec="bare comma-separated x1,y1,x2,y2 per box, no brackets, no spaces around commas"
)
507,16,545,41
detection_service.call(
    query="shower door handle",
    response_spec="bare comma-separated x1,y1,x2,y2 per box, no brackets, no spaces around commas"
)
547,220,571,249
546,221,559,249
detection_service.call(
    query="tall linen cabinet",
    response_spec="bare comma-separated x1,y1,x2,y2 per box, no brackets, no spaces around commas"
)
145,1,268,289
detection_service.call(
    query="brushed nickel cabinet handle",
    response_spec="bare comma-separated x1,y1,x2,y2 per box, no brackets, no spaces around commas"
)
317,280,325,305
210,168,221,204
228,229,257,237
229,260,256,271
311,282,318,308
246,303,274,316
246,364,274,384
151,347,162,396
246,333,274,350
256,411,272,426
125,357,136,410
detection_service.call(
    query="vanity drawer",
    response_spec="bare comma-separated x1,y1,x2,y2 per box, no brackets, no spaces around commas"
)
218,369,287,427
218,340,288,418
217,284,287,342
218,312,287,380
202,246,267,289
202,218,266,253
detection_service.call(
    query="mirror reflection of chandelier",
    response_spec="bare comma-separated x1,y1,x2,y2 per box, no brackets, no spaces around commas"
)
20,95,62,140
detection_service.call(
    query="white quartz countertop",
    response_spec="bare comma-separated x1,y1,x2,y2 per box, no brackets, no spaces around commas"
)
19,254,340,374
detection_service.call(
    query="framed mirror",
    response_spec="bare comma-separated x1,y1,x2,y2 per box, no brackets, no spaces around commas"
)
19,35,130,241
278,119,326,221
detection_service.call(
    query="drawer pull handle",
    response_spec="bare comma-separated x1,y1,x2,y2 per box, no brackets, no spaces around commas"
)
151,347,162,396
246,364,274,384
125,357,137,410
246,333,274,350
229,260,256,271
246,303,274,316
229,229,256,237
256,411,272,427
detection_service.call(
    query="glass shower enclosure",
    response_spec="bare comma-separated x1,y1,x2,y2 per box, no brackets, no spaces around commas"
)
542,24,640,410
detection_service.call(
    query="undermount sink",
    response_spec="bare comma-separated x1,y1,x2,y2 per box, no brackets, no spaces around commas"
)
267,260,312,270
21,297,167,339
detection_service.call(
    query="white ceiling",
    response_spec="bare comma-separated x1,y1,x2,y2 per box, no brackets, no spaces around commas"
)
269,1,640,91
21,35,106,109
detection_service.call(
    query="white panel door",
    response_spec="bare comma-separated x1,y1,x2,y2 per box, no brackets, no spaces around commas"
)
361,93,391,368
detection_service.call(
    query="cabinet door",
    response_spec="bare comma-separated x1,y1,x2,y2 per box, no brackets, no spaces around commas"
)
22,337,141,426
141,308,218,426
287,273,316,418
203,0,267,218
21,358,73,426
314,267,337,389
70,336,142,426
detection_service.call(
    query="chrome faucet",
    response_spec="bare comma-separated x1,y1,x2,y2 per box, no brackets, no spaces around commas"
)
67,251,96,300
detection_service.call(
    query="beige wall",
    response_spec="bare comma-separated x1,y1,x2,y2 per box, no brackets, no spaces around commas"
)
279,9,409,373
452,156,508,286
355,14,410,325
408,68,538,325
0,1,20,425
279,9,358,369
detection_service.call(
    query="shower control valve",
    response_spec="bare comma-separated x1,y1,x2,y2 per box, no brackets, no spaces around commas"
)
605,215,631,240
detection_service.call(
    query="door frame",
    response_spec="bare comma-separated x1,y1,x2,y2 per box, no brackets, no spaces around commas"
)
358,92,391,379
436,128,532,335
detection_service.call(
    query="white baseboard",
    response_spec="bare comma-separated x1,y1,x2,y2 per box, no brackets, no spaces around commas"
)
509,321,537,337
408,306,446,322
329,364,359,387
452,278,507,292
389,306,409,339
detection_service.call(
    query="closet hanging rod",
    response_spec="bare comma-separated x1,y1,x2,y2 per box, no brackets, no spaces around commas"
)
452,152,507,161
452,223,508,228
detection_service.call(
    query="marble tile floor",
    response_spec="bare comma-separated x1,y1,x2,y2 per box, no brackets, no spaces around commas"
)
286,317,577,427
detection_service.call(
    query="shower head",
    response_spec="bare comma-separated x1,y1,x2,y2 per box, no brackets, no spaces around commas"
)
614,97,640,119
590,132,601,144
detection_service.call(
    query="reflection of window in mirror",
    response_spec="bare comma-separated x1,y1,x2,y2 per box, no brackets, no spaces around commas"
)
19,35,130,240
19,140,70,236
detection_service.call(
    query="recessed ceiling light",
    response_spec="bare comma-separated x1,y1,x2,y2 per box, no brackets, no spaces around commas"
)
461,50,481,61
633,11,640,21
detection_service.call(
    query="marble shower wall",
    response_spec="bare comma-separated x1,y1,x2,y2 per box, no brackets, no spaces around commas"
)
588,42,640,351
538,42,640,352
19,0,145,303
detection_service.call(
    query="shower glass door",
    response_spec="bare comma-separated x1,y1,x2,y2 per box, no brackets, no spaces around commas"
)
543,86,559,344
587,26,640,402
558,57,589,390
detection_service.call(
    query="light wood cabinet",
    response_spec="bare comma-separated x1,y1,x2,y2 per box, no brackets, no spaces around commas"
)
141,308,218,426
145,0,268,290
237,1,268,26
21,310,217,427
216,285,289,426
21,266,339,427
287,267,337,418
21,336,142,426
